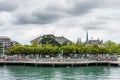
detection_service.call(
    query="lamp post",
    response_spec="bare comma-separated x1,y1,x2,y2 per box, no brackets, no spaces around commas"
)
3,41,5,56
59,49,64,59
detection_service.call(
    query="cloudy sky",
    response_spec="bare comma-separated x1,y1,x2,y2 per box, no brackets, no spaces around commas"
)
0,0,120,44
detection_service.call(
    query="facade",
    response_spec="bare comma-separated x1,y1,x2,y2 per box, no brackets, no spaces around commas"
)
85,31,103,46
31,34,71,45
0,36,20,51
87,39,103,46
55,36,71,44
76,38,82,44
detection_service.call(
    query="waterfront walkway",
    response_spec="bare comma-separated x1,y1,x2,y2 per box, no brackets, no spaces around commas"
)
0,58,120,67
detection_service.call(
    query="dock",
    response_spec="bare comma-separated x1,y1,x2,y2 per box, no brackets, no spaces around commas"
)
0,60,120,67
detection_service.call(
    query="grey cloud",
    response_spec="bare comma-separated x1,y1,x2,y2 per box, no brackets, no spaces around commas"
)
0,0,120,44
13,0,120,26
0,22,3,26
67,0,100,15
14,0,101,25
0,0,19,12
32,11,65,24
15,10,65,24
81,20,106,30
47,0,101,16
83,25,103,30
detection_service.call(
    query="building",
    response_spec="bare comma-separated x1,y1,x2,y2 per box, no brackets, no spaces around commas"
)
87,39,103,46
55,36,71,44
0,36,20,51
85,31,103,46
31,34,72,45
76,38,82,44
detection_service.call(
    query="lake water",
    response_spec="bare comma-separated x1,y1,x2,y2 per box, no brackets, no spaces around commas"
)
0,66,120,80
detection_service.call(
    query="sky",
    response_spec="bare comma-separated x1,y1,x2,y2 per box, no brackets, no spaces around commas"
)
0,0,120,44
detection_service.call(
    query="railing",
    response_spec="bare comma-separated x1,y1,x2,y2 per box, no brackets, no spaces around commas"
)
0,57,119,63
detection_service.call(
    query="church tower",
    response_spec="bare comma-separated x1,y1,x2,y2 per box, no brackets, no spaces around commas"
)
77,38,80,44
77,38,81,44
86,30,89,44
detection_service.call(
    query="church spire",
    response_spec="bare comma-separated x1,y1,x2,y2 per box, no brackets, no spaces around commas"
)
77,38,82,44
77,38,80,44
86,30,89,44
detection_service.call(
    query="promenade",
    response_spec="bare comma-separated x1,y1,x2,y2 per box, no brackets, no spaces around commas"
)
0,58,120,67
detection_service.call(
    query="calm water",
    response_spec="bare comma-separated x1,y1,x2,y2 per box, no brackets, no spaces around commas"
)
0,66,120,80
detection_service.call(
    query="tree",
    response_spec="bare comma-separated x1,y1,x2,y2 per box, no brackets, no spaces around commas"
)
60,45,76,55
8,46,33,55
104,40,118,54
7,42,113,56
104,40,116,48
0,45,2,54
40,35,60,46
31,40,39,47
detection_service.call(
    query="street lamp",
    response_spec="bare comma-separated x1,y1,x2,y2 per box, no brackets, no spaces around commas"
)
61,49,64,59
3,41,5,56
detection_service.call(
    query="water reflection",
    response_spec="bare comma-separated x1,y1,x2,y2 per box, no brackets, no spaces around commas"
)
0,66,120,80
0,66,14,80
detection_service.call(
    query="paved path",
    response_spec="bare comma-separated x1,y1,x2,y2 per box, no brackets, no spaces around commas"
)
0,60,120,66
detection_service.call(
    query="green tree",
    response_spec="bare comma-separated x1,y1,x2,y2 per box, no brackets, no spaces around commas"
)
40,35,60,46
60,45,76,55
0,45,2,54
7,42,112,56
104,40,118,54
31,40,39,47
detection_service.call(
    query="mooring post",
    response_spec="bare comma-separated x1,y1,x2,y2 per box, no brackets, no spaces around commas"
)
118,63,120,67
96,63,97,66
53,64,54,68
24,63,25,66
72,64,73,67
86,63,88,66
35,63,37,67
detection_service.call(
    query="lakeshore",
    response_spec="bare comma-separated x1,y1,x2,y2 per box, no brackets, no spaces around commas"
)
0,59,120,67
1,53,120,67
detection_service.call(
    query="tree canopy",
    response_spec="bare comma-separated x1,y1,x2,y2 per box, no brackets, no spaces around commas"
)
6,40,120,55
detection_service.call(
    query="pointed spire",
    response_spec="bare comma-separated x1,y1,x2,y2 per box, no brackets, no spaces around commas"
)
79,38,81,42
86,30,89,44
77,38,82,44
77,38,80,44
